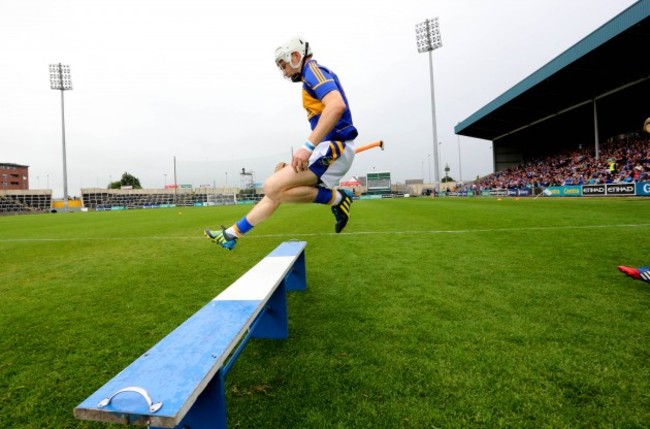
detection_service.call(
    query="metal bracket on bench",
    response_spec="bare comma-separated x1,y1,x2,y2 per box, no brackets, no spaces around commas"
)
97,386,163,413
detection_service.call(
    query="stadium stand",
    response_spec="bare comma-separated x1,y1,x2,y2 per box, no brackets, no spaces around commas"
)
81,188,236,210
455,1,649,177
477,133,650,190
0,190,52,214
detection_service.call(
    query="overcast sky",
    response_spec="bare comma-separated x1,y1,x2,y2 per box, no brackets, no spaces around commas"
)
0,0,638,197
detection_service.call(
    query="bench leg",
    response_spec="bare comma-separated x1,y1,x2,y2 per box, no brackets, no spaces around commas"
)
172,368,227,429
251,252,306,339
250,281,288,339
284,251,306,291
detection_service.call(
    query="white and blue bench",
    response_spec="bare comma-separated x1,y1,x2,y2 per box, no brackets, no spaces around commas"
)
74,240,307,429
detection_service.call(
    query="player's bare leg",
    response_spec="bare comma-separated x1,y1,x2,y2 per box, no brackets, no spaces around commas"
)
257,164,352,233
245,165,318,224
205,166,318,250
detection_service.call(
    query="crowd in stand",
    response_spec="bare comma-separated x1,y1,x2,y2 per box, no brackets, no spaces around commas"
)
475,133,650,190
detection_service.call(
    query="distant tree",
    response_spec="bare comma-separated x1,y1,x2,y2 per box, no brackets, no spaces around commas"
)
108,172,142,189
441,176,455,183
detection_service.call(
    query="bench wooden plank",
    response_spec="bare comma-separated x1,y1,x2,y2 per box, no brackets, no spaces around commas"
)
74,300,261,426
74,240,307,428
215,256,299,301
267,240,307,257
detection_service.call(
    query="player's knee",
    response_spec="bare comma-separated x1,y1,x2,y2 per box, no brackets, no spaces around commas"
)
263,177,282,200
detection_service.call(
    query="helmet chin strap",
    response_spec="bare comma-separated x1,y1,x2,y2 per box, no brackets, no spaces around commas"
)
290,42,309,83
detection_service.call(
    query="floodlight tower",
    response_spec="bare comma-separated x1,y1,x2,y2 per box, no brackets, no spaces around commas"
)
49,63,73,212
415,18,443,193
240,168,255,194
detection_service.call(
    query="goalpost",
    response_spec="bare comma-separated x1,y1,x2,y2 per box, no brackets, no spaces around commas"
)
174,151,288,190
174,151,290,205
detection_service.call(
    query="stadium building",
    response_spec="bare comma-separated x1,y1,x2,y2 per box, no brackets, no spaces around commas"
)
0,163,29,191
455,0,649,173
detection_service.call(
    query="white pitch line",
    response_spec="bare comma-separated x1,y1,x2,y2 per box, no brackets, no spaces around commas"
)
249,223,650,238
1,223,649,243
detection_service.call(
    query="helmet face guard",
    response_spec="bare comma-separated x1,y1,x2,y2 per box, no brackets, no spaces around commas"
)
289,41,308,82
275,37,311,82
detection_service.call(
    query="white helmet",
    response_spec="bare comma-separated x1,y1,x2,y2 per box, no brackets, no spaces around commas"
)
274,36,312,69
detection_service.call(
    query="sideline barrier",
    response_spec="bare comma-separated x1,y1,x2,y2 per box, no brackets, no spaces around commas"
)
543,185,583,197
637,182,650,196
74,241,307,428
446,182,650,198
546,183,647,197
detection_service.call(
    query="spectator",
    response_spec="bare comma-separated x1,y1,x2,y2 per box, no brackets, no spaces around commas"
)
476,132,650,190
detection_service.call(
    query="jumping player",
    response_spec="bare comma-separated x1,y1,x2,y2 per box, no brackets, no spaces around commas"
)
205,36,358,250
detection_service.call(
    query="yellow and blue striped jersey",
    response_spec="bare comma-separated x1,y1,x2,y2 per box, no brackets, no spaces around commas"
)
301,60,358,142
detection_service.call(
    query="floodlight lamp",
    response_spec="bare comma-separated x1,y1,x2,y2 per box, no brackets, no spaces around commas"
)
415,17,443,53
49,63,73,90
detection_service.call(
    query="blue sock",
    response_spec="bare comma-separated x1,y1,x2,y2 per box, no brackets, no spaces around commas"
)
314,187,334,204
233,216,254,236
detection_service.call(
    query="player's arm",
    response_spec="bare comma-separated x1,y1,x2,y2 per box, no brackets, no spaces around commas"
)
307,90,346,144
292,90,347,172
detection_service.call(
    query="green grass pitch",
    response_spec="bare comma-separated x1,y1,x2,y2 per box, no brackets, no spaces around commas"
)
1,197,650,428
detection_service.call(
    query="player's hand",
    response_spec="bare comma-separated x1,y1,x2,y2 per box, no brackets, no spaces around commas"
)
292,148,311,173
